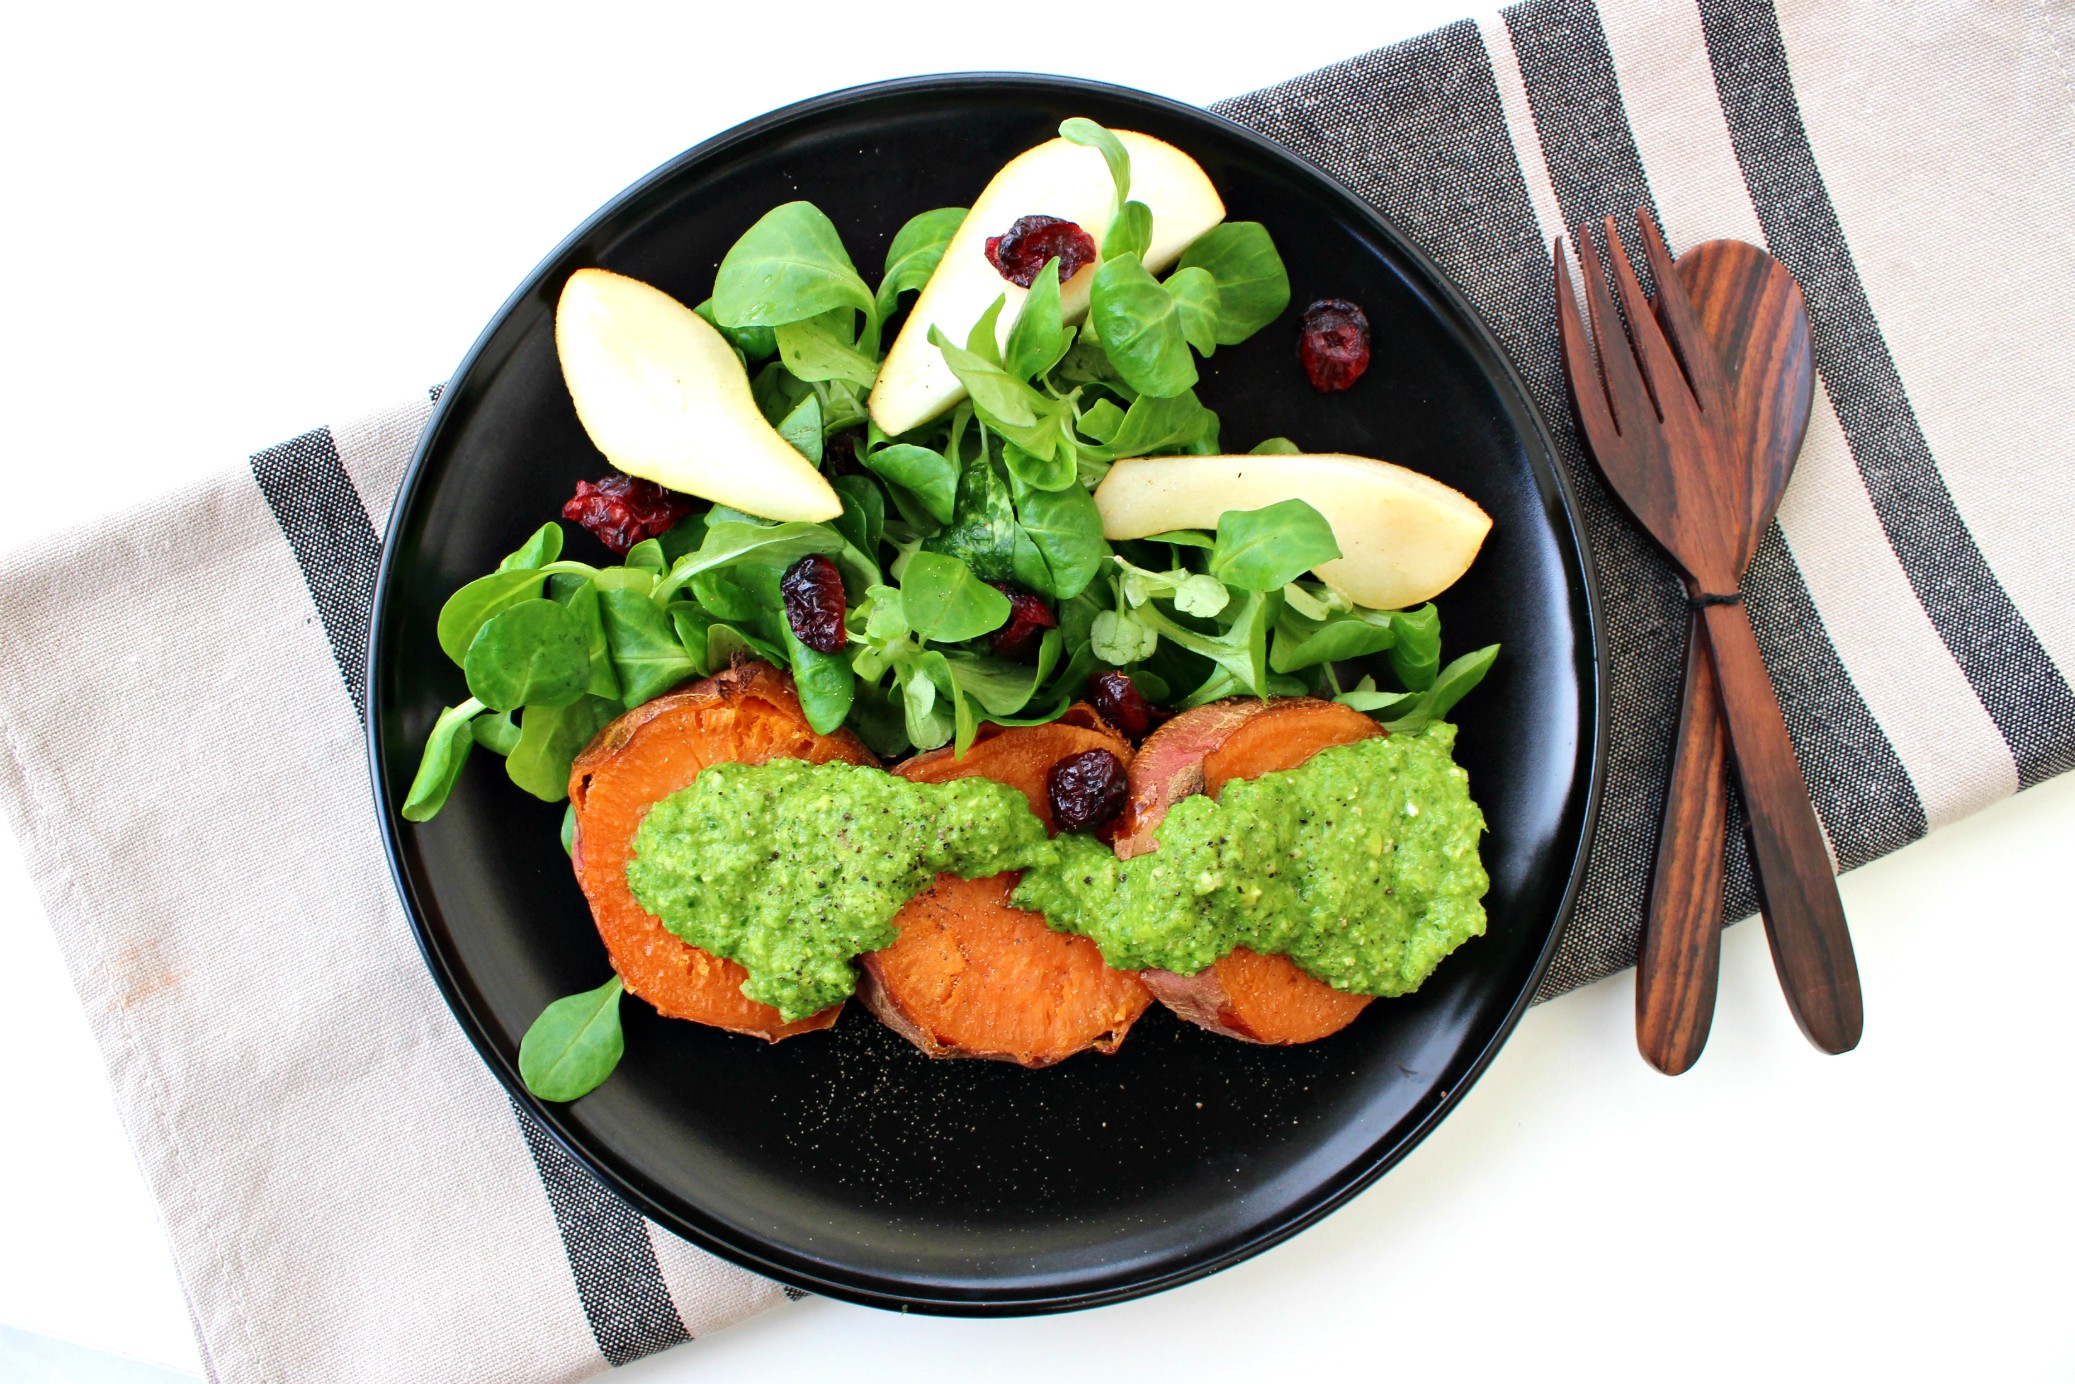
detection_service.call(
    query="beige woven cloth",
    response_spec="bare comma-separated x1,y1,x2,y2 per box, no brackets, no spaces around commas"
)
0,399,793,1383
0,2,2068,1380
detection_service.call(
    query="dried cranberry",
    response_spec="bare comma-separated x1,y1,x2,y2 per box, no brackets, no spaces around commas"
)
1089,670,1174,741
560,473,694,554
780,553,847,654
1298,298,1372,393
1048,748,1128,834
984,215,1098,289
987,582,1057,659
822,430,863,478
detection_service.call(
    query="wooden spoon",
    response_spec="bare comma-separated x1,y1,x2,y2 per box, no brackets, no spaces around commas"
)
1637,240,1815,1074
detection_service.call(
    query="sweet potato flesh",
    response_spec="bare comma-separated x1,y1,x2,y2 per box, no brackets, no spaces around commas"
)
897,716,1121,831
567,662,874,1040
1135,697,1385,1045
1201,699,1383,799
864,873,1150,1065
863,714,1151,1065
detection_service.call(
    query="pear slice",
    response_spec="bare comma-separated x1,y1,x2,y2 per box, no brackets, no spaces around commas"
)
555,268,841,523
868,131,1225,437
1093,453,1493,610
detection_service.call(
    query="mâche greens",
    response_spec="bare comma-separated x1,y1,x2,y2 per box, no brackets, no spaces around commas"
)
1013,727,1487,994
623,728,1487,1024
401,117,1500,832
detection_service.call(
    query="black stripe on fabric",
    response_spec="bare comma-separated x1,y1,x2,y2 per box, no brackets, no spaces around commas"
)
1505,0,1925,879
1503,0,1661,263
514,1099,693,1364
250,429,384,720
1698,0,2075,787
250,426,693,1363
1216,19,1649,996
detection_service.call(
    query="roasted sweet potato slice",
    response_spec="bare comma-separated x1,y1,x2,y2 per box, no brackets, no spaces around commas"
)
860,714,1152,1065
859,873,1151,1064
1142,947,1376,1045
1127,697,1385,1045
567,661,875,1041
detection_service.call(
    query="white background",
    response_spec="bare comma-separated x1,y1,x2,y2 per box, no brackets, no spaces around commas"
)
3,3,2070,1380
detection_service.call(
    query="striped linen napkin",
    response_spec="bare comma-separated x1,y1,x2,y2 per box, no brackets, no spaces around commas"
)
0,1,2066,1380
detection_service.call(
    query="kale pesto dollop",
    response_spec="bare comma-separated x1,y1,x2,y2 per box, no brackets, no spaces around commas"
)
626,759,1051,1020
1011,726,1487,996
625,725,1489,1023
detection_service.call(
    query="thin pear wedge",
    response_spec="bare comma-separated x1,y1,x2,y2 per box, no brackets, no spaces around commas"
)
556,268,841,523
1093,453,1491,611
869,131,1224,437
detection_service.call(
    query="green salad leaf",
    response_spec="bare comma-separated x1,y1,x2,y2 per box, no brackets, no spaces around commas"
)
775,312,879,389
1211,498,1341,592
463,599,590,712
1059,117,1131,207
519,976,625,1102
506,696,616,802
901,551,1011,643
1102,200,1155,262
1089,254,1197,398
712,201,875,330
1176,222,1292,344
1003,259,1072,382
1164,265,1222,356
1389,603,1443,691
877,206,966,322
401,700,483,822
497,522,564,573
864,441,958,524
598,589,699,706
694,299,777,362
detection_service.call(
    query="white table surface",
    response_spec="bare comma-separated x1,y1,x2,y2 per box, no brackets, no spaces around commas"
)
4,3,2070,1380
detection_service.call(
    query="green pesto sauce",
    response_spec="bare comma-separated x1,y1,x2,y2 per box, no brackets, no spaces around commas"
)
1011,726,1487,997
625,726,1488,1023
626,759,1051,1021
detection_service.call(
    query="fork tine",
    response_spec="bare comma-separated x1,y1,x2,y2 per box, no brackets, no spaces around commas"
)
1554,236,1622,451
1575,224,1658,436
1634,207,1733,419
1601,214,1693,419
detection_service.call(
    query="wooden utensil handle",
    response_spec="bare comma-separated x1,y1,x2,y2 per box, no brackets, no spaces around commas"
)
1699,600,1863,1053
1638,613,1729,1074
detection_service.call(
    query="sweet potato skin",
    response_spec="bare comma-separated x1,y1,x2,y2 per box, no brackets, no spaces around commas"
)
567,661,874,1041
860,713,1153,1065
1110,698,1273,860
1124,697,1385,1045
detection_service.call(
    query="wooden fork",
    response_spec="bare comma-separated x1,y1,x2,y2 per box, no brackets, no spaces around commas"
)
1554,209,1862,1056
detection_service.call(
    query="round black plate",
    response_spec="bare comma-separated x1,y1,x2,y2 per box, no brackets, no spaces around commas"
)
369,74,1602,1315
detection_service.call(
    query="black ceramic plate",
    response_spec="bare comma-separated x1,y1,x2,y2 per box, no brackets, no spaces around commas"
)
369,74,1601,1315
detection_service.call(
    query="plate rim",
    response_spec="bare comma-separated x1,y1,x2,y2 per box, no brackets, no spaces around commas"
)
366,69,1607,1316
